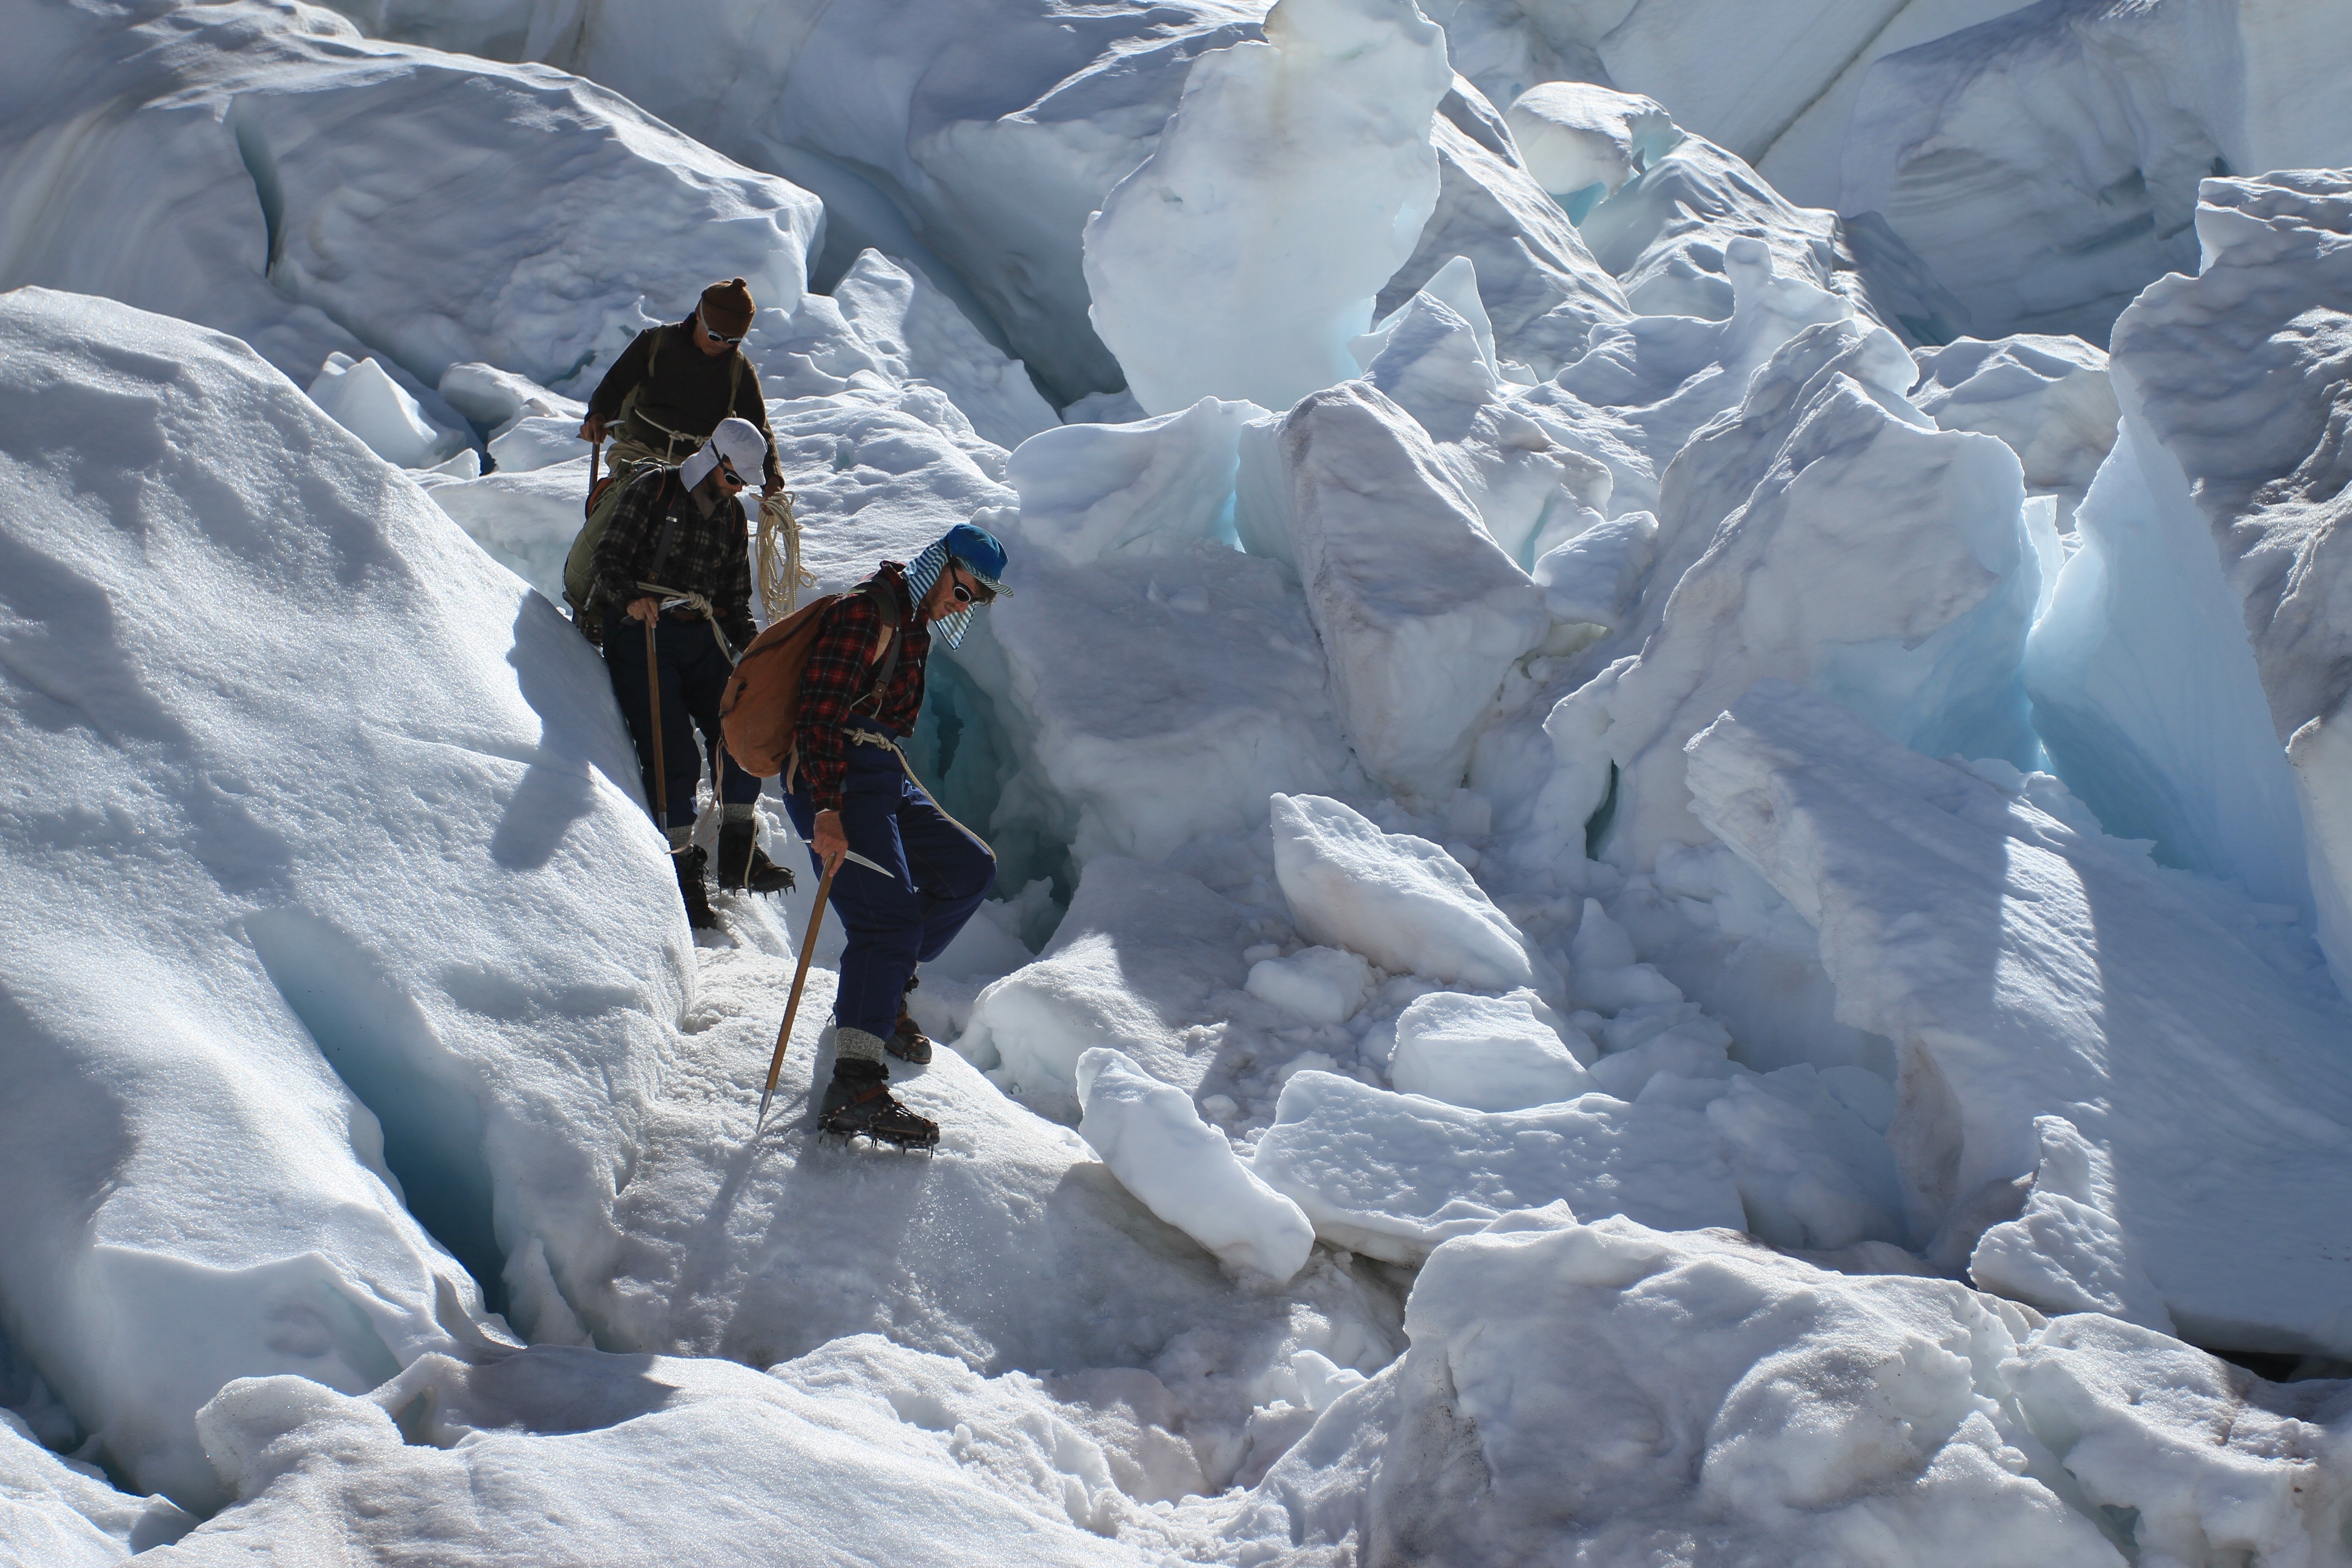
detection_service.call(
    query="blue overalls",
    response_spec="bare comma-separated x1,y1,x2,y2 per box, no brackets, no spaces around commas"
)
780,726,995,1040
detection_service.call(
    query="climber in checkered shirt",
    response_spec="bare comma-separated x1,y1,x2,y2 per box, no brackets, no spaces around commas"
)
780,522,1012,1147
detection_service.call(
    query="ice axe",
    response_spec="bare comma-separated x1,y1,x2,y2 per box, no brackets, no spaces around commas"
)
644,610,668,832
757,850,840,1127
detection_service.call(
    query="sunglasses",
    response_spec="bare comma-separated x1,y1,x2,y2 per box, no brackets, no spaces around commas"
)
700,311,745,346
949,577,996,607
715,456,746,487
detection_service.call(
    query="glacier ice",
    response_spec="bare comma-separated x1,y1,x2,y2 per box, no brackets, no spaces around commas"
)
1567,313,2041,868
0,0,820,414
1842,0,2352,343
1084,0,1453,416
1688,681,2352,1356
2075,170,2352,994
1249,381,1552,799
10,0,2352,1560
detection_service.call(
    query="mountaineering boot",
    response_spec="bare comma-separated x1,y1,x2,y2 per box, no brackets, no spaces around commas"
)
675,843,717,930
887,971,932,1065
716,817,795,895
818,1054,939,1150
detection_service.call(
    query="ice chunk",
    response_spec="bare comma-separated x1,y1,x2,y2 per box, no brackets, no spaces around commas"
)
1271,794,1551,995
1504,83,1674,213
483,416,590,475
1532,508,1656,630
1245,947,1375,1026
1387,990,1597,1111
1375,85,1632,378
1577,315,2039,867
1355,283,1613,568
1910,334,2117,519
2004,1314,2352,1568
1371,1215,2124,1565
0,291,696,1505
307,353,461,469
1575,106,1963,347
1969,1116,2175,1334
1083,0,1451,416
436,363,583,441
1842,3,2352,343
1251,382,1552,798
1250,1073,1742,1263
1006,397,1261,566
1077,1049,1314,1284
1687,681,2352,1356
964,858,1251,1100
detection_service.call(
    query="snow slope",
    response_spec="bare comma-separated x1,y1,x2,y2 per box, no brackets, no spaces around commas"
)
0,289,685,1507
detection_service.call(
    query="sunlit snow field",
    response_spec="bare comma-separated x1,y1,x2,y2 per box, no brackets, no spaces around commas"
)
3,0,2351,1563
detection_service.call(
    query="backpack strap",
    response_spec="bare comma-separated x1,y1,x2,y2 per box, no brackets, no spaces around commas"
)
855,578,903,715
643,471,685,581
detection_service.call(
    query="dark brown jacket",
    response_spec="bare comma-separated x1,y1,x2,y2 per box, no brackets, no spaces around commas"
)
587,319,782,487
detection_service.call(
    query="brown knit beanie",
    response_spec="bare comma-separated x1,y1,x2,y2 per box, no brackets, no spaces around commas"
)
699,277,755,337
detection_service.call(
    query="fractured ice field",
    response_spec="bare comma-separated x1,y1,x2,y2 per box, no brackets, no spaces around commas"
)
3,0,2352,1563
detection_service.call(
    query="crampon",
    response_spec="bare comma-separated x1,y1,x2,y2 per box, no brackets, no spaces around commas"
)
818,1074,940,1152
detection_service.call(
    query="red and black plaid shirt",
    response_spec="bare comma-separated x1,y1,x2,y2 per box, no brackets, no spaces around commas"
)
794,563,931,812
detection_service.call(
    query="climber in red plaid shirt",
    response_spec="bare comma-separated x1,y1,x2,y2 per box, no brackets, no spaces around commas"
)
780,522,1012,1148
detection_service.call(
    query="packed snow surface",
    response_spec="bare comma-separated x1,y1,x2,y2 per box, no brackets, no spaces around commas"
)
10,0,2352,1563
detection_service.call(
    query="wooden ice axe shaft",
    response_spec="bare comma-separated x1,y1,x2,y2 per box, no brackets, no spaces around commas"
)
757,853,839,1127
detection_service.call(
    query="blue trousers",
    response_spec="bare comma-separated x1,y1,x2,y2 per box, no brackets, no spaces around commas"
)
603,609,761,834
783,735,996,1040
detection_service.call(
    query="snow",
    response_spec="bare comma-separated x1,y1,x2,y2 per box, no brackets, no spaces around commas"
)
1077,1048,1316,1283
13,1,2352,1561
1270,794,1550,995
1245,946,1375,1026
1687,680,2352,1356
0,1410,191,1563
0,0,821,427
156,1349,1161,1566
1084,0,1453,416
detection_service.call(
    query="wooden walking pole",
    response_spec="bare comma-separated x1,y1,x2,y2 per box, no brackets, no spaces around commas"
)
644,611,668,832
588,436,602,492
757,854,840,1128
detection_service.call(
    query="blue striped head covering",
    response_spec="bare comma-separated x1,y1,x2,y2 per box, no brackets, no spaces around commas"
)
905,521,1013,649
